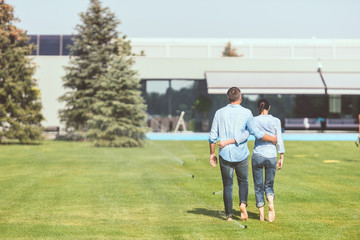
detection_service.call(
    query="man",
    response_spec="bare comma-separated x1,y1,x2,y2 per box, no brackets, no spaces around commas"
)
209,87,276,221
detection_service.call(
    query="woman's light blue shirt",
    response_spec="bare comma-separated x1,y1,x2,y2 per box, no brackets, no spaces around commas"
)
253,115,285,158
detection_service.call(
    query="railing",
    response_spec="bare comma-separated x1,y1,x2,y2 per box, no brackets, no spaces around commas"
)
28,35,360,59
284,118,359,131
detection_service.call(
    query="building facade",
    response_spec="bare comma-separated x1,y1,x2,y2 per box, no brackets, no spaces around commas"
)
28,35,360,131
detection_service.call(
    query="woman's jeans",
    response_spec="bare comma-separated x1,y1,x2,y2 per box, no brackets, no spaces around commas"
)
252,154,277,208
219,156,248,218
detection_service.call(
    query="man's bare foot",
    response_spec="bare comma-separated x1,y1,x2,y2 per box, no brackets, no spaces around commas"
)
226,217,232,221
268,195,275,222
258,206,265,221
240,203,248,221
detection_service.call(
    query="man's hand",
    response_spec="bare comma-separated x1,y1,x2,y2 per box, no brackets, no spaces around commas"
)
277,154,284,170
210,153,217,167
261,134,277,145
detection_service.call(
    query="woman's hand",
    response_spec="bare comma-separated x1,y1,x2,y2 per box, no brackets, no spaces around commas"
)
277,154,284,170
217,139,235,148
217,140,227,148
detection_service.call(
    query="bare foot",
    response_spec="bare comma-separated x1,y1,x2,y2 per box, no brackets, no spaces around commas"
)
267,195,275,222
240,203,248,221
258,206,265,221
226,217,232,221
268,203,275,222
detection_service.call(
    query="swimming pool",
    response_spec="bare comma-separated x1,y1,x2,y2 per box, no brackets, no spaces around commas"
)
146,132,359,141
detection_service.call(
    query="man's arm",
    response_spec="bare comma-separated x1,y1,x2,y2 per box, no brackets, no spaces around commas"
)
209,112,219,167
261,133,277,145
246,115,277,144
209,142,217,167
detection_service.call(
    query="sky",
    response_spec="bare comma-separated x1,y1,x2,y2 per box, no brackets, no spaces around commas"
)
9,0,360,39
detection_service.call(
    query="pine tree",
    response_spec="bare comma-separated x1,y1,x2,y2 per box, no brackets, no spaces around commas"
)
0,0,43,143
59,0,120,131
86,36,148,147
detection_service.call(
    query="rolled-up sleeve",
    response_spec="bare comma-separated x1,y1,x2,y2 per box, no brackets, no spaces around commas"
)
234,130,250,145
246,114,265,140
275,119,285,153
209,111,219,143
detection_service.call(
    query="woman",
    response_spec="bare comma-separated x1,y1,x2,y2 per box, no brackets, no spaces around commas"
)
218,99,285,222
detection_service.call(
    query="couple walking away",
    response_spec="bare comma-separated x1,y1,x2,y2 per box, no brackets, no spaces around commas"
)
209,87,285,222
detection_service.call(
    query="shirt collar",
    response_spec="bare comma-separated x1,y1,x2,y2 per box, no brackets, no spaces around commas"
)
228,104,241,108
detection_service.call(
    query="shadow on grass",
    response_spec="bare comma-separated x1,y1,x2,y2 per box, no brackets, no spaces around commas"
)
0,141,42,145
187,208,225,220
187,208,259,220
342,158,360,162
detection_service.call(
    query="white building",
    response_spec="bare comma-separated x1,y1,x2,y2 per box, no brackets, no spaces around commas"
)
29,36,360,128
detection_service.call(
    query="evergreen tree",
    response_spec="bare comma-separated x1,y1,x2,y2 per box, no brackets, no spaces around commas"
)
86,36,147,147
59,0,120,131
0,0,43,143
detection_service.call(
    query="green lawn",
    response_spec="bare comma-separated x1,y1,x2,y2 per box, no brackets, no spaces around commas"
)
0,140,359,239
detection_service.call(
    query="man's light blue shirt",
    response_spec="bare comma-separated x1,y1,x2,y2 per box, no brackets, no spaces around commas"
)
209,104,265,162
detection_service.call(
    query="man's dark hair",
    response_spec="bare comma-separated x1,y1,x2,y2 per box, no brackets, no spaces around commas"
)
227,87,241,103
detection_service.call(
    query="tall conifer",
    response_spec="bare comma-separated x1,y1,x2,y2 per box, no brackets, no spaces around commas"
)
87,37,147,147
59,0,119,130
0,0,43,143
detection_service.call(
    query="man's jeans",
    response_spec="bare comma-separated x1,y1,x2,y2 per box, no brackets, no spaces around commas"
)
219,156,248,218
252,154,277,208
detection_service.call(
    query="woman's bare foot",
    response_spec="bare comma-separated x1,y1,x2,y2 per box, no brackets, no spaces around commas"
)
240,203,248,221
267,195,275,222
258,206,265,221
226,217,233,221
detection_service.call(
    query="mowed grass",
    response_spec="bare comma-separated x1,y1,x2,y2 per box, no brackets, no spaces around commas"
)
0,140,359,239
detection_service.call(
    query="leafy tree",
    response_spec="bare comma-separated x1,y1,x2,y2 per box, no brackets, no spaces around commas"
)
86,37,147,147
222,42,242,57
0,0,43,143
193,95,212,118
59,0,119,131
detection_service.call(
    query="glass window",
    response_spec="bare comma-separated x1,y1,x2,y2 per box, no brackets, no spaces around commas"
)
62,35,74,55
329,95,341,113
39,35,60,55
27,35,38,55
171,80,194,91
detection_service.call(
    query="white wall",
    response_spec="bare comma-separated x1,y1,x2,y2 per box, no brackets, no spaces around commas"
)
33,56,68,127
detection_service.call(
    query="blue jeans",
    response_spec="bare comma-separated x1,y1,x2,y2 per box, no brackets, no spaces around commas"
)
219,156,248,218
252,154,277,208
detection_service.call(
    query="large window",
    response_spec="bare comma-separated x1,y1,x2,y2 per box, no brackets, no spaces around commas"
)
62,35,74,55
39,35,60,55
143,80,196,118
28,35,38,55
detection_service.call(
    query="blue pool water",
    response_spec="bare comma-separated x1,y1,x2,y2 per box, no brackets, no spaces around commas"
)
146,132,359,141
